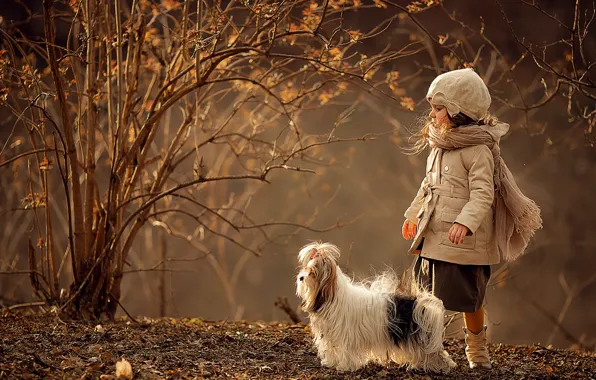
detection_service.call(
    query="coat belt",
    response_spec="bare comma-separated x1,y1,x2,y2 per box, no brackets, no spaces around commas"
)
423,184,470,200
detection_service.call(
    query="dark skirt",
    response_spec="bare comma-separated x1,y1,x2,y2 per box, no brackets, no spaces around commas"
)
413,255,491,313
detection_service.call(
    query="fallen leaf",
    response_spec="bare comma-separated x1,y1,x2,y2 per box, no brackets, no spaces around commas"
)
116,358,133,379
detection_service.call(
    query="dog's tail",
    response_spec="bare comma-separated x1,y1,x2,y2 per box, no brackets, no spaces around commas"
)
298,241,341,267
372,270,445,355
411,283,446,355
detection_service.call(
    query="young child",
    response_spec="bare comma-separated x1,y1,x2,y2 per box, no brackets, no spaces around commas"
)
402,68,542,369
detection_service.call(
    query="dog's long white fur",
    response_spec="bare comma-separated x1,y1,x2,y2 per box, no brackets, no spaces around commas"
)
296,242,456,372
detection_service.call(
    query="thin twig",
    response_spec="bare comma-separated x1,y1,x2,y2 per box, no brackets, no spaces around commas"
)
4,301,47,312
274,297,303,324
32,353,61,371
0,149,65,169
512,281,589,350
109,292,138,324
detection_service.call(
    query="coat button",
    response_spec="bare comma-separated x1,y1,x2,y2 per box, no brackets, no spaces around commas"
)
444,166,449,171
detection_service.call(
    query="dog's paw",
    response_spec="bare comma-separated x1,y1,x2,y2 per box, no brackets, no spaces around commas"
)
442,350,457,370
320,357,339,369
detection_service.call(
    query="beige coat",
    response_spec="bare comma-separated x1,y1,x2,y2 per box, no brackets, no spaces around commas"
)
405,145,500,265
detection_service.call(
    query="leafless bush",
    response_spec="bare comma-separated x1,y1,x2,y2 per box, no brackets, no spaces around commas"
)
0,0,421,319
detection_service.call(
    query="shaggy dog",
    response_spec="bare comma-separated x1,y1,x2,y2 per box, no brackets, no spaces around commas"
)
295,242,456,372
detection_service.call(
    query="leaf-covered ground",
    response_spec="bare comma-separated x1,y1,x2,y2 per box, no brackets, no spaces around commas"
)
0,314,594,379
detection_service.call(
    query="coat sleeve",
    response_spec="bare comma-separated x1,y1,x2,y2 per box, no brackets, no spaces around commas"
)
404,175,428,223
455,145,495,234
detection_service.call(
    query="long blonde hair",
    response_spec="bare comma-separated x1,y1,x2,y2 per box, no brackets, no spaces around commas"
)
406,111,500,155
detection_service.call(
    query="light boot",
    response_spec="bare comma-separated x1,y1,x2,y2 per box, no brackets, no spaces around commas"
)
463,325,492,369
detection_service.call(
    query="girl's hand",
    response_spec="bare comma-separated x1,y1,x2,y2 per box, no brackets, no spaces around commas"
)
402,219,417,240
448,223,470,244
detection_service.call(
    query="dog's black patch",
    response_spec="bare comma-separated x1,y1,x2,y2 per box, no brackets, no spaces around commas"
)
313,289,326,313
387,295,417,345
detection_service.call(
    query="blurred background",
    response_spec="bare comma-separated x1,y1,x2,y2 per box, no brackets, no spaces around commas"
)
1,0,595,351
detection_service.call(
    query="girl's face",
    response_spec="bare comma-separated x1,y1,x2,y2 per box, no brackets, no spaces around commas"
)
429,104,451,127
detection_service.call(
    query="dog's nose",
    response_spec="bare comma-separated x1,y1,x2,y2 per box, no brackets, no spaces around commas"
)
299,276,304,281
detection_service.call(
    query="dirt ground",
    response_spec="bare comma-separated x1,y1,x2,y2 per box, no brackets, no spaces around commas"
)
0,313,594,379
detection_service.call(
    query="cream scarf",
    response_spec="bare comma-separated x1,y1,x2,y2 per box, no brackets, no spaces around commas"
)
428,123,542,262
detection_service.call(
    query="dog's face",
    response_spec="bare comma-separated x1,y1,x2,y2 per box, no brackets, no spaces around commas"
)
296,243,339,313
296,262,318,306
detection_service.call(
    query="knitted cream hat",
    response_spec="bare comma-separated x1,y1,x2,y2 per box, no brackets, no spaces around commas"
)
426,68,491,121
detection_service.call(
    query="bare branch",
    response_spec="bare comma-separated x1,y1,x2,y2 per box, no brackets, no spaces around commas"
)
3,301,47,312
274,297,303,324
0,149,64,170
42,0,85,276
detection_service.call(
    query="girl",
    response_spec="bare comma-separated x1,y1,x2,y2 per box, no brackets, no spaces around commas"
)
402,68,542,369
